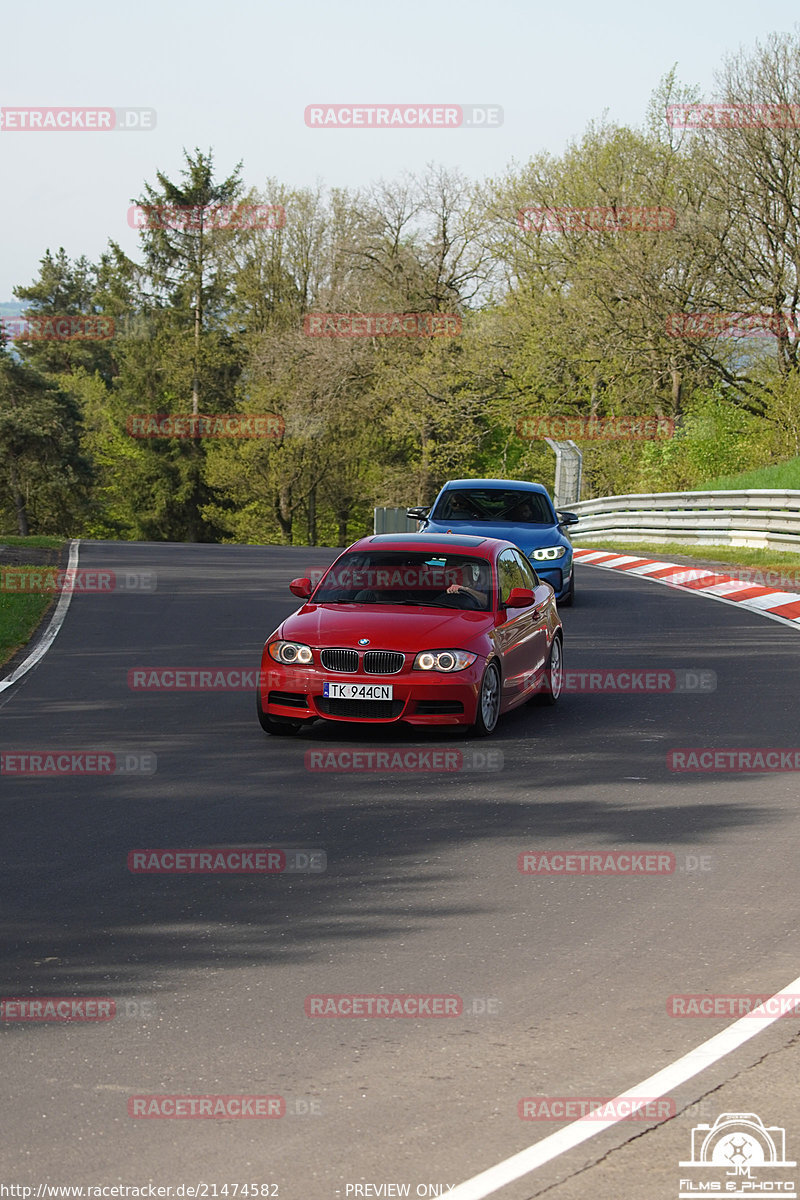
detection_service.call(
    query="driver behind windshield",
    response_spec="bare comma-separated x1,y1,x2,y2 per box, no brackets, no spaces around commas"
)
443,558,491,609
508,498,536,522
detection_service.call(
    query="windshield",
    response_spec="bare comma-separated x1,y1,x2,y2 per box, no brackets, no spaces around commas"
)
312,551,494,610
432,488,553,524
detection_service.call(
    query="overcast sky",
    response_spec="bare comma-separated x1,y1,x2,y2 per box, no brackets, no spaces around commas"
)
1,0,797,302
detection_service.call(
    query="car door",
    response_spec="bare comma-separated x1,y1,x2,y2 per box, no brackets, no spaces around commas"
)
493,549,539,705
511,549,552,697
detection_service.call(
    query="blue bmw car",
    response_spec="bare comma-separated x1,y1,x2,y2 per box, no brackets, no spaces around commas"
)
408,478,579,605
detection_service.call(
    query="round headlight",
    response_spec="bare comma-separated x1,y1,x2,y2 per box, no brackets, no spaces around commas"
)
268,640,314,665
413,649,478,673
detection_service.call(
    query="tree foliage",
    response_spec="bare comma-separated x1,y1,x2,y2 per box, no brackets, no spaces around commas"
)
7,32,800,540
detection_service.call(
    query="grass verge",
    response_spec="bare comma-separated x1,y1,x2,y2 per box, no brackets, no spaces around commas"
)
0,537,67,671
0,534,64,549
0,576,56,669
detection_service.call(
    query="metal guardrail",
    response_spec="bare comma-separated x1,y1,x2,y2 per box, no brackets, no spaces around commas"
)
569,489,800,552
374,507,418,534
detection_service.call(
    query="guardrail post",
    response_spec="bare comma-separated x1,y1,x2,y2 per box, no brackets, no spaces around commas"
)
544,439,583,508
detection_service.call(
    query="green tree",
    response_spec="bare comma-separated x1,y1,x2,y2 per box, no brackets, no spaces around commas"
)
0,344,92,535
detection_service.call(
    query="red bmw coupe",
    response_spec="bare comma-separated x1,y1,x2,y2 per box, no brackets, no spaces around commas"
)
257,533,563,737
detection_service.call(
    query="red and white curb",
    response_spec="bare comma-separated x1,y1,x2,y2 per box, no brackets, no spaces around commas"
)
573,547,800,630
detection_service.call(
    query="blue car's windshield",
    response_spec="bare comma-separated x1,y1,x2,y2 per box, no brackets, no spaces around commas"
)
432,489,553,524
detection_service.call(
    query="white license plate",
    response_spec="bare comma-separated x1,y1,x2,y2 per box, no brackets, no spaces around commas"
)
323,681,393,700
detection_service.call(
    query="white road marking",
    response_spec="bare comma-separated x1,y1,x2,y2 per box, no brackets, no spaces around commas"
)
699,580,775,596
0,539,80,695
584,554,646,567
621,562,678,575
571,550,622,562
663,572,720,584
449,971,800,1200
739,591,800,610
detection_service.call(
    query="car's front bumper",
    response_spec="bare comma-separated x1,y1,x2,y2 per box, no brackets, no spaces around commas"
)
534,561,572,598
260,658,486,726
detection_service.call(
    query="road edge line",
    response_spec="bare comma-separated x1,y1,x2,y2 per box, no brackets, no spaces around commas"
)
0,539,80,695
448,972,800,1199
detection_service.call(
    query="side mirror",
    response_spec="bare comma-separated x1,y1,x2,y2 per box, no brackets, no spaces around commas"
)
289,577,313,599
406,507,430,521
505,587,535,608
557,511,579,527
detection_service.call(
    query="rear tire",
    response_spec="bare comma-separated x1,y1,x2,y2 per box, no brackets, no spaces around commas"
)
467,660,502,737
257,690,302,736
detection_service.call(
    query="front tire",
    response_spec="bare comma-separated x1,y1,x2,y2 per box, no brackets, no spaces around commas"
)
468,660,502,737
535,634,563,706
559,573,575,607
257,690,302,736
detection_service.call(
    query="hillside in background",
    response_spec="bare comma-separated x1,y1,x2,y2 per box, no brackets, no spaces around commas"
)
699,456,800,491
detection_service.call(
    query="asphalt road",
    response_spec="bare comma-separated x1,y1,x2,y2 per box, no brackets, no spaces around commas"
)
2,540,800,1199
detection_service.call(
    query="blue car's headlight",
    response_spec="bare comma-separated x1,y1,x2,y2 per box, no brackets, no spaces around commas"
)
530,546,567,561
